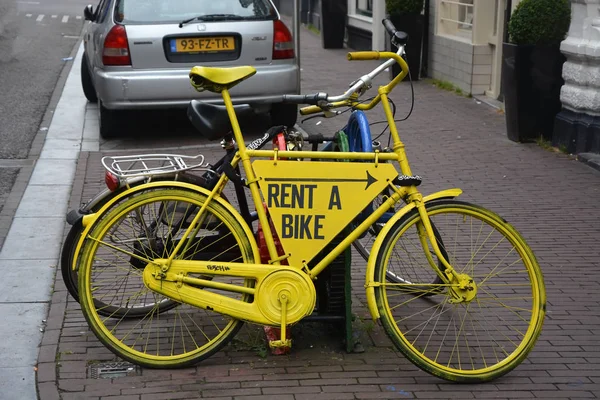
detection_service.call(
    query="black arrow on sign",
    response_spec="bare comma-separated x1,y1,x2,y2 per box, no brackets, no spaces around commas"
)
264,171,378,190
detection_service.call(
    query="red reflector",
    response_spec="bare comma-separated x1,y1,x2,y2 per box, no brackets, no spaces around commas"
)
105,171,120,192
273,20,294,60
103,25,131,66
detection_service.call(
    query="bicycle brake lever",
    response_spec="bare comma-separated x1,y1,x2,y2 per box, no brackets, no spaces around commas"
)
322,110,338,118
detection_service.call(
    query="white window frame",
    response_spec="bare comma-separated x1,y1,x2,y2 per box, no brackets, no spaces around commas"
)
347,0,373,32
437,0,475,43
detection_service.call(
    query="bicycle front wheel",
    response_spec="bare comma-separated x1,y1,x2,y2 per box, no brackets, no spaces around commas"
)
374,200,545,382
78,188,256,368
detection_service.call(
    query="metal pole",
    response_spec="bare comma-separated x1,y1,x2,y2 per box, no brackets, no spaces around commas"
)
293,0,301,92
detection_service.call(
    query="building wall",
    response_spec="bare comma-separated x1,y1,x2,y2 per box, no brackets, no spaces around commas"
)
427,1,497,95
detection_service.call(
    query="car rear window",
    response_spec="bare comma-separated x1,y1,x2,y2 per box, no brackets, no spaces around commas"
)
115,0,276,24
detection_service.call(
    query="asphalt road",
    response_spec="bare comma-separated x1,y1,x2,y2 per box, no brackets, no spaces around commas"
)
0,0,88,216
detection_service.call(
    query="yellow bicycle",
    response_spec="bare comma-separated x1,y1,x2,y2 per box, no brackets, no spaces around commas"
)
74,20,545,383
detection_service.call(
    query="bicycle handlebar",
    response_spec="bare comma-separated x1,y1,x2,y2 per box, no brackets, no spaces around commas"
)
282,93,328,106
383,18,409,47
294,20,409,116
382,18,397,37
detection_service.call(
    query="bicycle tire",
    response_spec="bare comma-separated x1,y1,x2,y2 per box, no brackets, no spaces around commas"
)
78,187,256,368
374,200,545,382
61,173,226,318
61,222,85,302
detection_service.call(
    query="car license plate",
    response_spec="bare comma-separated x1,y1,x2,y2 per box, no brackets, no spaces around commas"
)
170,37,235,53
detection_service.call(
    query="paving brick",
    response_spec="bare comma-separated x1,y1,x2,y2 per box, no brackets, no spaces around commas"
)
531,390,596,398
140,392,202,400
286,365,343,373
321,384,381,393
38,382,61,400
204,375,263,383
181,382,240,391
355,392,415,399
415,392,475,399
261,386,322,395
121,387,182,396
321,371,377,379
241,380,299,388
263,372,320,381
37,362,57,383
58,379,85,391
61,394,99,400
295,394,355,400
38,344,58,364
300,378,357,386
201,388,261,397
233,396,294,400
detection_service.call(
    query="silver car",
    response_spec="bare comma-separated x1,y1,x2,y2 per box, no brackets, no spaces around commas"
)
81,0,299,138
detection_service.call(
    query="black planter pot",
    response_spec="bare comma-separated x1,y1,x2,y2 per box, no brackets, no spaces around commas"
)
501,43,566,142
389,13,424,81
321,0,347,49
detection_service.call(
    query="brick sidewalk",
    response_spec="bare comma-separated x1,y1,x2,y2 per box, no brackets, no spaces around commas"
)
37,22,600,400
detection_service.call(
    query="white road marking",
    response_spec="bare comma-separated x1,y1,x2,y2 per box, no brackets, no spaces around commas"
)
17,1,40,4
61,15,69,23
25,13,32,17
36,14,44,22
76,16,82,20
51,15,57,18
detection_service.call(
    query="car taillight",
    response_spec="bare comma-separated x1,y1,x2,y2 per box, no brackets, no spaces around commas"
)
273,20,294,60
105,171,120,191
103,25,131,66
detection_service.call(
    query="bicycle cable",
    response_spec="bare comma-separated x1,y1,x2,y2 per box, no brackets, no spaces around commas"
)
369,66,415,148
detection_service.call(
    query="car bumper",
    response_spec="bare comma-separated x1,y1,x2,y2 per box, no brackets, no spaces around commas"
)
94,63,300,110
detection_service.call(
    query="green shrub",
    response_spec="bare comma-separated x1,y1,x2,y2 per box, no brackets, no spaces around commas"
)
508,0,571,45
385,0,424,17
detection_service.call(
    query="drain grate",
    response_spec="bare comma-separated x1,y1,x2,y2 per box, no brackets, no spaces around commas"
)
88,362,141,379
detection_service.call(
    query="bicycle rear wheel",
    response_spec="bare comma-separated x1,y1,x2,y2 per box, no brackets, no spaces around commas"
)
374,200,545,382
78,187,256,368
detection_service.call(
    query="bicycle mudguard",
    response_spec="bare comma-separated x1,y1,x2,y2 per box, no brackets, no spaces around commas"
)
72,180,260,270
364,188,462,320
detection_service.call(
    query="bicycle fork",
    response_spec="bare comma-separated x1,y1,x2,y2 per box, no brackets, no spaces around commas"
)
413,199,477,303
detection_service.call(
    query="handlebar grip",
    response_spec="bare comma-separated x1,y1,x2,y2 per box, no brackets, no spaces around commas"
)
299,105,323,116
382,18,409,46
282,93,328,105
347,51,380,61
382,19,397,36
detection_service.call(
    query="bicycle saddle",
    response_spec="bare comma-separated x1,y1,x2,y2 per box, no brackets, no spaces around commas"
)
189,66,256,93
187,100,253,141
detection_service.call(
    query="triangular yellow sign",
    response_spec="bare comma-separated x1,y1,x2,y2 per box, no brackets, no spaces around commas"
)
253,160,398,266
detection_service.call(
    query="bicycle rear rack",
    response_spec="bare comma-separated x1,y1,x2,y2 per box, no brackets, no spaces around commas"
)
101,153,208,178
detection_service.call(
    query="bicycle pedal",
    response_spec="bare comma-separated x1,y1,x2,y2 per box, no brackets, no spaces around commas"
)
268,339,292,349
394,175,422,187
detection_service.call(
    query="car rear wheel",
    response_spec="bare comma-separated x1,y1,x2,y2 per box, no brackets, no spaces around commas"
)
270,103,298,128
80,54,98,103
99,101,119,139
